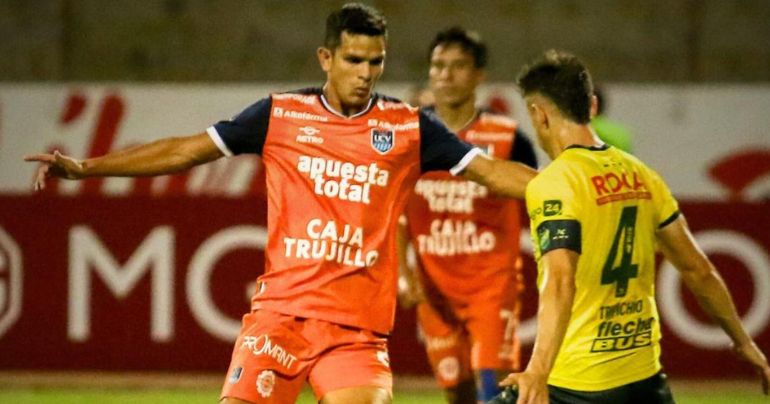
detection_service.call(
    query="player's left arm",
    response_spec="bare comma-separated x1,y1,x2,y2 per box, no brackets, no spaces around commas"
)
657,215,770,394
499,248,576,404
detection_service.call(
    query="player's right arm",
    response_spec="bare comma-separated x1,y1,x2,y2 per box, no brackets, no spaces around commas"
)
25,133,222,190
499,247,576,404
25,96,273,191
657,215,770,394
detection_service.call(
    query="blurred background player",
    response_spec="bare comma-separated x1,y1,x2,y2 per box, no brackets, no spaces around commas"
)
397,27,538,403
494,50,770,404
590,84,633,153
408,82,436,108
24,4,538,404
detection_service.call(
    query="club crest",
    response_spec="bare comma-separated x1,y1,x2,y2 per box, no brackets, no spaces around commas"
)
371,129,395,154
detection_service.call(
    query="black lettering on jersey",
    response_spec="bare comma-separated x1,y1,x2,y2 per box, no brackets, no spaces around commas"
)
537,219,581,255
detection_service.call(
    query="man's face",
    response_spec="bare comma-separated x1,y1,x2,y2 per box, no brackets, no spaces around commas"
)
429,44,484,107
320,31,386,108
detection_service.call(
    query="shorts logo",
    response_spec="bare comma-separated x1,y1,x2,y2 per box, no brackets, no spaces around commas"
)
371,129,394,154
256,370,275,398
228,367,243,384
437,357,460,383
376,351,390,368
543,200,562,216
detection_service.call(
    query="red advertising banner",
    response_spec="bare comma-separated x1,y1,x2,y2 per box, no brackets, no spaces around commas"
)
0,196,768,378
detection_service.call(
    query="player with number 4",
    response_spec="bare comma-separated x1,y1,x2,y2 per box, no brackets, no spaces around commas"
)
490,50,770,404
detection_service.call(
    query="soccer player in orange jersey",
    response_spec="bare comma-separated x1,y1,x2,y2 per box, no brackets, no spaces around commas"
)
397,27,537,403
24,4,536,404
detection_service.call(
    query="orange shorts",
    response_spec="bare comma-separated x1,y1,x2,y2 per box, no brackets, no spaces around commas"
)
220,310,392,403
417,294,521,388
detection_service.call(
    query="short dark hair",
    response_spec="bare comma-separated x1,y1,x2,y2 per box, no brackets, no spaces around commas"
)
517,50,594,124
429,26,488,68
325,3,387,50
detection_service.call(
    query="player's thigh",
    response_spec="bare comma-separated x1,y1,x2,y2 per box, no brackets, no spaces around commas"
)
220,398,255,404
465,299,519,371
220,311,309,403
417,302,473,388
319,386,391,404
629,372,675,404
308,328,392,401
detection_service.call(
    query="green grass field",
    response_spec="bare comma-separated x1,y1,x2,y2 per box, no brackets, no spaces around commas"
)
1,386,767,404
0,373,766,404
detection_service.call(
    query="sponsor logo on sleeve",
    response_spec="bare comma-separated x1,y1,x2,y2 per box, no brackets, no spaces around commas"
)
543,200,562,216
538,227,551,252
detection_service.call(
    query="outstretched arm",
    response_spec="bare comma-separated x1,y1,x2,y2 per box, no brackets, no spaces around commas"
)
657,215,770,394
24,132,223,190
499,248,577,404
461,155,537,199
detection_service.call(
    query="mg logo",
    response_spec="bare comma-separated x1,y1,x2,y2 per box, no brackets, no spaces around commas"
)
0,227,22,339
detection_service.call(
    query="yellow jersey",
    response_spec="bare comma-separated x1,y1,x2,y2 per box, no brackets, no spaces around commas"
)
525,144,679,391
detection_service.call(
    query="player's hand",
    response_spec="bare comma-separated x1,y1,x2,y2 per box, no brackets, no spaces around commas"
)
397,272,425,309
733,340,770,394
24,150,86,190
499,371,549,404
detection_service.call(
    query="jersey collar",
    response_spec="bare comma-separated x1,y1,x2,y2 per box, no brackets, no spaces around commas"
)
565,143,610,152
319,92,376,119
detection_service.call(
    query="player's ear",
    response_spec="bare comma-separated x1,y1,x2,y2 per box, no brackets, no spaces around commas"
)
590,94,599,119
533,103,549,129
317,47,333,72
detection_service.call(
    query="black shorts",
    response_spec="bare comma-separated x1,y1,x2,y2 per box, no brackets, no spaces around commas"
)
488,372,675,404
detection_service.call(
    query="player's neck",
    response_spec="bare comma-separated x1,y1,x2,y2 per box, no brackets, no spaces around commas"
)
552,123,604,158
321,85,370,117
435,96,477,132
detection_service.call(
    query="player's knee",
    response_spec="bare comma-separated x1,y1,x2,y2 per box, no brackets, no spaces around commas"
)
320,386,391,404
444,378,477,404
219,397,254,404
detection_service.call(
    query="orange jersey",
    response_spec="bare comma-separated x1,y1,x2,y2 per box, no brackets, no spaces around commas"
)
404,111,530,302
208,89,477,334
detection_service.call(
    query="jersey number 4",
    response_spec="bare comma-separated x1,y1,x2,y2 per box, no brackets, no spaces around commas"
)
601,206,639,297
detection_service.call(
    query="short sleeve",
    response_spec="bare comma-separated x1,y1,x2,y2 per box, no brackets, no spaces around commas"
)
418,109,477,174
509,128,538,169
648,169,680,229
208,97,272,156
526,172,582,257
